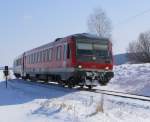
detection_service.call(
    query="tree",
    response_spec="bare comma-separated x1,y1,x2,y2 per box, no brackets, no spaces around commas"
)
87,8,112,38
127,31,150,63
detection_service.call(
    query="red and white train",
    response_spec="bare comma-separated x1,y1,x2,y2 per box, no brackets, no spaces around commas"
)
13,33,114,89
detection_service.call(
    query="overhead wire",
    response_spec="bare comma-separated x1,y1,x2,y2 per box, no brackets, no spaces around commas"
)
114,8,150,29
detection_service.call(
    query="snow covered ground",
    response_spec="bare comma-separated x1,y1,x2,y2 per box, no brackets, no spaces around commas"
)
0,63,150,122
100,63,150,96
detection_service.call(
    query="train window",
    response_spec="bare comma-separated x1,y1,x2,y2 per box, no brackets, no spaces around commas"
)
27,56,29,64
38,52,40,63
36,52,38,63
35,53,37,63
29,55,30,64
40,51,42,62
43,50,46,62
93,44,108,50
16,60,17,66
56,46,61,60
32,54,34,63
26,56,28,64
34,53,36,64
45,50,47,62
67,44,71,59
31,54,33,64
33,53,35,64
47,49,52,61
77,43,93,50
30,55,32,64
17,58,21,65
47,49,49,61
31,54,32,64
25,56,27,64
42,51,44,62
63,45,67,60
46,49,49,62
32,54,34,64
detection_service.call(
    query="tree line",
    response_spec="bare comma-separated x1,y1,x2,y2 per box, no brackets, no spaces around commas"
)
127,31,150,63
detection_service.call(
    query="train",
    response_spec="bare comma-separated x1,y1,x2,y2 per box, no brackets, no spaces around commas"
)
13,33,114,89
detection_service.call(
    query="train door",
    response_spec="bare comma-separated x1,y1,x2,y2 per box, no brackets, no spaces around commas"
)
63,43,71,68
63,44,67,68
22,53,26,77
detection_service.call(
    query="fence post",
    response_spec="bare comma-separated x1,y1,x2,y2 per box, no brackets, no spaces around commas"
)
101,93,104,113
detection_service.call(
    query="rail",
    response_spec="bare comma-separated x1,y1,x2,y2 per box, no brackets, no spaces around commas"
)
91,89,150,102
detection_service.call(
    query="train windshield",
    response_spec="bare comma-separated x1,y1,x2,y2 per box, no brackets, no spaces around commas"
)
76,39,110,61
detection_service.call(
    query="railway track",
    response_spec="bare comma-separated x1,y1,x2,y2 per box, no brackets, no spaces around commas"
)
91,89,150,102
9,79,150,102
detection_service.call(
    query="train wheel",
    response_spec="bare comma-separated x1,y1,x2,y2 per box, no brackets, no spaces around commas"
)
58,80,65,87
79,85,84,89
67,78,75,88
99,78,109,86
15,74,20,79
44,75,49,83
68,83,72,88
22,76,27,80
88,85,92,90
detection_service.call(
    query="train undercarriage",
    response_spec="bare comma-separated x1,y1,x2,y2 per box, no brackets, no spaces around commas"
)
14,69,114,90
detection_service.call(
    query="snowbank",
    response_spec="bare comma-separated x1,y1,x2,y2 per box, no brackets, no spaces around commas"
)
104,63,150,96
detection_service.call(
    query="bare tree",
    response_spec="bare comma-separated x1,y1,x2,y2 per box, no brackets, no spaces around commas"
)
87,8,112,38
127,31,150,63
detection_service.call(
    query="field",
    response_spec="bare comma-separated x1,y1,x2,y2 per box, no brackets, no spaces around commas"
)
0,63,150,122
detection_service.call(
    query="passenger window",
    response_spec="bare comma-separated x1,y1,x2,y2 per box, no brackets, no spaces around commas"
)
29,55,31,64
30,55,31,64
63,45,67,60
56,46,61,60
34,53,36,64
43,50,46,62
36,52,39,63
40,51,42,63
67,44,71,59
38,52,40,63
45,50,47,62
47,49,52,61
31,54,34,64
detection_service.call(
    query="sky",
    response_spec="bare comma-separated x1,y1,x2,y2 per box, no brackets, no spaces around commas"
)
0,0,150,66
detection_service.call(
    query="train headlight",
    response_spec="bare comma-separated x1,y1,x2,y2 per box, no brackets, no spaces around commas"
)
78,65,82,69
92,56,96,60
105,66,109,70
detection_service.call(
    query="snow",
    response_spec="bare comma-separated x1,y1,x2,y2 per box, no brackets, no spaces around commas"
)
0,63,150,122
100,63,150,96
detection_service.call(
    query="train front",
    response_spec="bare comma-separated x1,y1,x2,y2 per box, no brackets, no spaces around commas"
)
73,34,114,88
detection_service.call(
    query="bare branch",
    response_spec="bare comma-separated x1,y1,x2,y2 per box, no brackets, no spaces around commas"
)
127,30,150,63
87,8,112,39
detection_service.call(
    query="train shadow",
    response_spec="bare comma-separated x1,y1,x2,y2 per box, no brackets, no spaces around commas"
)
0,79,77,106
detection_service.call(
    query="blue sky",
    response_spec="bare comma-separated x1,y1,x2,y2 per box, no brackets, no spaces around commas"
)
0,0,150,66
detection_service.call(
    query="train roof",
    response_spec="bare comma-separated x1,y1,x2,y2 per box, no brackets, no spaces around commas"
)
54,33,109,42
25,33,110,55
70,33,109,41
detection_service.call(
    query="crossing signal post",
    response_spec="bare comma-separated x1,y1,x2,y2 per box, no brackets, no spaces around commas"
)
3,66,9,88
